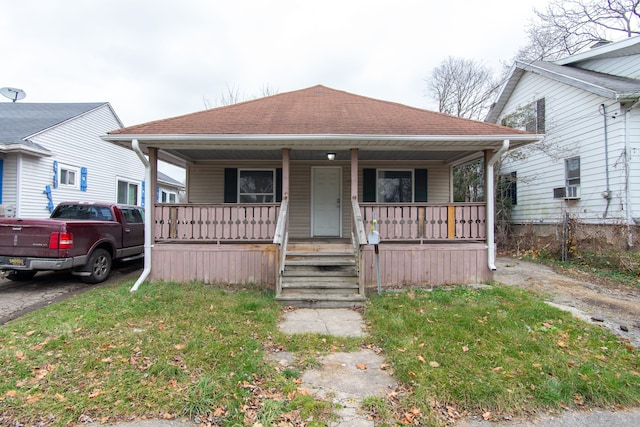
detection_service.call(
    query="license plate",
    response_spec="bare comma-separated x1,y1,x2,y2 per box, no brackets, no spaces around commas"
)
9,258,25,266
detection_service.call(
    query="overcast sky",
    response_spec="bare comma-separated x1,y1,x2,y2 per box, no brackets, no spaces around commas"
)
2,0,551,180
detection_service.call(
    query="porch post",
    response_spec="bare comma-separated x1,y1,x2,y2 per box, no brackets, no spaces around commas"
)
282,148,290,200
148,147,158,206
351,148,358,200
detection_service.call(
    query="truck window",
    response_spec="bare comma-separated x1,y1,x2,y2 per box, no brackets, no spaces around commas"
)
122,207,144,224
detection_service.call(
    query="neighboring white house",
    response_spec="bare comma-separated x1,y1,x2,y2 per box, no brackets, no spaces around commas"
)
0,102,145,218
486,36,640,245
157,171,185,203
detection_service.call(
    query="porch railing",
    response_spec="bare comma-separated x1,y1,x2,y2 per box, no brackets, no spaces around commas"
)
351,200,367,296
359,203,486,241
154,203,280,242
273,200,289,296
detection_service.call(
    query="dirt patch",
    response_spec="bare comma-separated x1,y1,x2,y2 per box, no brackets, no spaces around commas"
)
495,257,640,348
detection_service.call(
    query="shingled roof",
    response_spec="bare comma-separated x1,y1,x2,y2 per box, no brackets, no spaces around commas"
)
109,85,530,137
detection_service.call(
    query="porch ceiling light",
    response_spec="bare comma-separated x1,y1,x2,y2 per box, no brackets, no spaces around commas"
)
326,152,336,160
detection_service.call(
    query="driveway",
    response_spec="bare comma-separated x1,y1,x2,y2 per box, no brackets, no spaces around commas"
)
494,257,640,348
0,259,143,325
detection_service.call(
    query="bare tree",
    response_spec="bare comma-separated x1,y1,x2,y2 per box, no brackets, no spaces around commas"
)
425,57,500,121
516,0,640,61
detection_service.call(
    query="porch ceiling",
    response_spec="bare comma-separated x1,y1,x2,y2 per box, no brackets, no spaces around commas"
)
162,149,476,162
105,134,542,167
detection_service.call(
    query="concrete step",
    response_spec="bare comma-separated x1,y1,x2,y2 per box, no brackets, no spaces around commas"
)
275,292,366,308
281,276,359,289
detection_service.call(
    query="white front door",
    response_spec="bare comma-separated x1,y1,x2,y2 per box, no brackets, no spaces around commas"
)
312,167,342,237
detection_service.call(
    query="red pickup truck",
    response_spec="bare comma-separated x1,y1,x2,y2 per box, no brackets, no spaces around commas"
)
0,202,144,284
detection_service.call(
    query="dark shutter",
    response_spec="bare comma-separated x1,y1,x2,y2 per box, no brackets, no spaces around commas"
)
224,168,238,203
276,168,282,202
414,169,428,202
536,98,545,133
363,168,376,202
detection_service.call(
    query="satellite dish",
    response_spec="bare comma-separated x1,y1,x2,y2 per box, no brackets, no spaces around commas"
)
0,87,26,102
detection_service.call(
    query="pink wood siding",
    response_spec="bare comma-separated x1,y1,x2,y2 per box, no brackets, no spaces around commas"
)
151,243,277,285
149,242,489,287
361,243,491,286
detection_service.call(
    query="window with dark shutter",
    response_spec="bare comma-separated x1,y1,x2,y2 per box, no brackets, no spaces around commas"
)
224,168,238,203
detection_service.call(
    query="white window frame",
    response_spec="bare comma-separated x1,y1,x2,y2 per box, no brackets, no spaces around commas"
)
376,169,414,203
160,189,177,203
116,179,141,205
238,169,276,203
58,164,80,189
565,157,580,187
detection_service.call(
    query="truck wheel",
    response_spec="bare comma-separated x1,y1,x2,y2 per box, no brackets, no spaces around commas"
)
81,249,112,284
6,270,37,281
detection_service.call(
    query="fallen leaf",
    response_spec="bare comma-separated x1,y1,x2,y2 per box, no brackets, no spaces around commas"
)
89,389,103,399
556,340,567,348
356,363,368,370
417,355,426,364
213,408,225,417
491,366,503,373
162,413,174,420
25,330,36,336
380,363,391,370
574,394,584,405
482,411,492,420
174,344,186,350
296,387,311,395
462,345,469,352
429,361,440,368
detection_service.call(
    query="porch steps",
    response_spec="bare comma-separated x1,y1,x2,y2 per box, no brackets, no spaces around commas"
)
276,242,365,308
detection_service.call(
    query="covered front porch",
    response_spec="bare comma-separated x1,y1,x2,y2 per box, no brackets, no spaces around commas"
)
142,145,496,306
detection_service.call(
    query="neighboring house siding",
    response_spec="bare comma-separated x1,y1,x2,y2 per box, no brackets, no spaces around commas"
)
187,160,451,239
20,105,144,217
0,154,18,215
630,107,640,222
575,58,640,79
498,72,631,225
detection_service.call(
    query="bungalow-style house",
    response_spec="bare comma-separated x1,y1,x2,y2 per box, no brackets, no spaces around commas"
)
486,36,640,247
157,171,185,203
104,85,540,306
0,102,145,218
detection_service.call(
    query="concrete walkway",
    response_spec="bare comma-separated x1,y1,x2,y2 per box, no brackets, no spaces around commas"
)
276,308,396,427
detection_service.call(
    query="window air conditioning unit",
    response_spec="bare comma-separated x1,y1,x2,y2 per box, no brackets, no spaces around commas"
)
553,186,580,200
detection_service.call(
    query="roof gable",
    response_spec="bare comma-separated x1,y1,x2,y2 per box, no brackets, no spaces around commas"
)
486,55,640,123
110,85,529,137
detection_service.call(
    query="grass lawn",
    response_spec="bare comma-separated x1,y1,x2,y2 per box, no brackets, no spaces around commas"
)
0,281,638,426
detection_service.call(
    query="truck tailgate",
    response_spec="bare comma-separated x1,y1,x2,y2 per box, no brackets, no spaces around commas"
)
0,219,65,258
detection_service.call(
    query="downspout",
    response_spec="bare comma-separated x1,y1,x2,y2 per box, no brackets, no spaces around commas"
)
624,99,640,246
487,139,510,271
131,139,152,292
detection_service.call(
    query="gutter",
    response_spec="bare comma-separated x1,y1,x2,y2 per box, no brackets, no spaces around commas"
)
130,139,152,292
486,139,510,271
